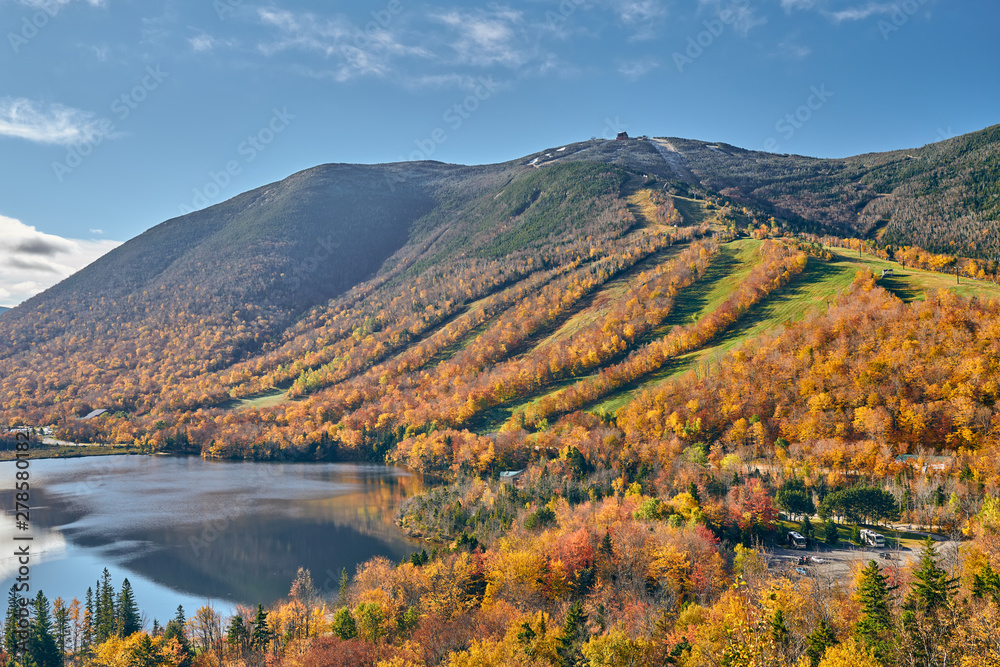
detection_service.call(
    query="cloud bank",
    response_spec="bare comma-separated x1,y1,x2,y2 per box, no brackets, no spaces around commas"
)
0,215,122,307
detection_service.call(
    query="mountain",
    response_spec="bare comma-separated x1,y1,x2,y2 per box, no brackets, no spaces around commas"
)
510,125,1000,256
0,306,8,317
1,126,998,454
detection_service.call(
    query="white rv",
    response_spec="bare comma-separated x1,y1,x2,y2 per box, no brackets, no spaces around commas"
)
788,531,807,549
860,528,885,548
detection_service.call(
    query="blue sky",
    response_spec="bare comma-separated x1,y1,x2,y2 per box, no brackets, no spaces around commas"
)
0,0,998,306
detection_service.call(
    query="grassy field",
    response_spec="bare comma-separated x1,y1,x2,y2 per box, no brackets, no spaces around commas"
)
532,245,684,352
231,388,291,410
776,517,940,552
670,195,712,227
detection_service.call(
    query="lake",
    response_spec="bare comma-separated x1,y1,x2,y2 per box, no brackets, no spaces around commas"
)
0,455,424,623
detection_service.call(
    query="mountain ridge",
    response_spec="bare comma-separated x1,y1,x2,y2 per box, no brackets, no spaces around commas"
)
2,124,999,456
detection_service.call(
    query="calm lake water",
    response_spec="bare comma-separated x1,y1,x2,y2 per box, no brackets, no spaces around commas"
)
0,456,423,623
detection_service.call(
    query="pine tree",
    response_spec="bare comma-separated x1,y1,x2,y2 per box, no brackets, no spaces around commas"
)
4,585,23,661
854,560,895,663
225,615,250,658
687,482,700,503
905,538,957,613
824,519,839,545
338,568,349,605
557,601,588,667
115,579,141,637
82,587,94,651
770,608,789,646
804,619,837,667
972,563,1000,605
330,608,356,640
52,599,69,656
250,604,270,653
95,569,115,643
127,633,160,667
801,516,814,540
901,538,959,666
27,591,62,667
600,531,614,559
162,606,191,667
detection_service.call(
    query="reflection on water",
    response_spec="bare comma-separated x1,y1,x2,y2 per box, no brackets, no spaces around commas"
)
0,456,423,620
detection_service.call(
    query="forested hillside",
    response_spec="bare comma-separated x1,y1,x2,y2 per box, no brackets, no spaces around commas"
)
5,129,1000,667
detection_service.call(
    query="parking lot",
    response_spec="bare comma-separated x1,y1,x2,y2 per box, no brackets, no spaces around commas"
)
768,537,961,582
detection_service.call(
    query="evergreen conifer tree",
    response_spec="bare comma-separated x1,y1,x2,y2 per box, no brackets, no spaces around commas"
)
824,519,839,545
854,560,895,664
225,615,250,659
51,599,69,657
330,608,356,640
95,570,115,643
804,619,837,667
4,585,22,660
162,606,191,667
115,579,141,637
557,601,588,667
250,605,271,653
27,591,62,667
901,538,959,666
600,531,614,559
905,538,957,613
770,608,789,646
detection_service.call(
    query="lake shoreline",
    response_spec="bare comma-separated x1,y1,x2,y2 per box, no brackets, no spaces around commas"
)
0,441,147,461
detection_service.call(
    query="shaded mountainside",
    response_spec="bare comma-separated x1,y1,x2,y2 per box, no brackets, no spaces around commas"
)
659,125,1000,256
1,125,999,454
0,155,643,425
482,125,1000,258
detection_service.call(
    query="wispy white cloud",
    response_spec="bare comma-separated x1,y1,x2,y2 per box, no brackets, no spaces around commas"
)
612,0,669,41
698,0,767,36
400,73,498,92
254,5,561,85
0,98,114,146
257,9,353,57
776,37,812,59
0,215,122,307
433,7,534,67
188,31,235,53
824,3,898,21
140,10,178,45
256,8,428,81
779,0,931,22
780,0,818,10
617,57,660,81
15,0,106,13
88,43,110,61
